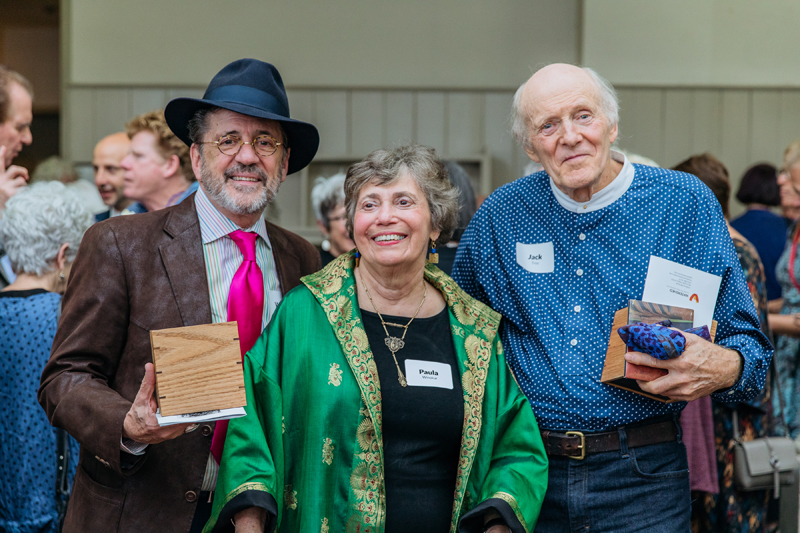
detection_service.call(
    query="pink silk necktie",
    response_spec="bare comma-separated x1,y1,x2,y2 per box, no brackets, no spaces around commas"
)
210,229,264,464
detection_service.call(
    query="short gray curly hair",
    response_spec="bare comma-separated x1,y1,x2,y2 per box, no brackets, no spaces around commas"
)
311,172,346,229
511,66,619,151
0,182,93,276
344,144,459,245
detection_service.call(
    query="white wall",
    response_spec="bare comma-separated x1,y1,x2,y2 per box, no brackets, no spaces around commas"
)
68,0,580,89
583,0,800,87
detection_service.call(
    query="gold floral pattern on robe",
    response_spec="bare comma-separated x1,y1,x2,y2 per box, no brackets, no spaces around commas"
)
322,438,334,465
284,486,298,510
320,518,329,533
328,363,343,386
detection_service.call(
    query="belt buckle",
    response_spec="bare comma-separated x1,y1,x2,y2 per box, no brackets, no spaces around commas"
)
565,431,586,460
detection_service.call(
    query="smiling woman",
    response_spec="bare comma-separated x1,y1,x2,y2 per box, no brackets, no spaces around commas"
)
204,144,549,533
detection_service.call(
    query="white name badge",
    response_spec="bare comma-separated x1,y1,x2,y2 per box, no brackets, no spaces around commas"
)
404,360,454,389
515,242,554,273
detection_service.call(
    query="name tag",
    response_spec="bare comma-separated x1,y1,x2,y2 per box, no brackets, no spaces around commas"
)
516,242,554,273
404,360,454,389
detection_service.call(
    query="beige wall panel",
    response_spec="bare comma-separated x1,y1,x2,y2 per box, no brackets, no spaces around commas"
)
350,91,385,157
662,90,694,168
93,88,131,150
584,0,800,87
778,91,800,159
66,88,96,162
484,91,517,189
385,92,415,146
276,174,303,229
130,89,169,118
750,91,782,166
167,88,204,101
690,90,723,156
314,91,349,157
286,90,316,126
416,92,446,153
719,90,752,213
69,0,580,88
447,93,484,158
616,89,665,164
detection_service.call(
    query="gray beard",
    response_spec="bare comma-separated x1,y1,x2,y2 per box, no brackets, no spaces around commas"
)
200,160,280,216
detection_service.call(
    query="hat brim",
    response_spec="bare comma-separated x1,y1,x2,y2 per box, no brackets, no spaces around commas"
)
165,98,320,175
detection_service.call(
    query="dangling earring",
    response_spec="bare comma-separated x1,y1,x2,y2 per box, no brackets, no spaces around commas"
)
428,239,439,264
321,239,331,252
354,249,361,267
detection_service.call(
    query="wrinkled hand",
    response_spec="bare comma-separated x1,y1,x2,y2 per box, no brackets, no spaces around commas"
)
122,363,191,443
234,507,266,532
0,146,28,211
624,330,742,402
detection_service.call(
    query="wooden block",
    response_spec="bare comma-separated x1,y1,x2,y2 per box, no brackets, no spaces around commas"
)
150,322,246,417
601,300,717,404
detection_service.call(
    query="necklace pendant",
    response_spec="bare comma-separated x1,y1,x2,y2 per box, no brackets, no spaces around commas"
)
398,370,408,387
385,336,405,352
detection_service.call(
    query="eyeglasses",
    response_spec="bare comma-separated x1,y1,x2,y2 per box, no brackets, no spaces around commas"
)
328,215,347,223
199,134,282,157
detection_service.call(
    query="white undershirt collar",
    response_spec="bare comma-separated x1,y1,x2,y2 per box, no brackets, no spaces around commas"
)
548,150,634,213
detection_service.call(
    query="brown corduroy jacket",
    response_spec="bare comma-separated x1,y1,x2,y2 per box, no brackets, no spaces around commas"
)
38,194,320,533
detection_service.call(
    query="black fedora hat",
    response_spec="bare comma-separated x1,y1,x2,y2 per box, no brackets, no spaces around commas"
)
165,58,319,175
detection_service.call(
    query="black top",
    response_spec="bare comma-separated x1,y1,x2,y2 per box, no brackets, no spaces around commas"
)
0,288,49,299
361,306,464,533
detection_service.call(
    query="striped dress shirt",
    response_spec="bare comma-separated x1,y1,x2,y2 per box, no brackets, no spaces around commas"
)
195,186,282,491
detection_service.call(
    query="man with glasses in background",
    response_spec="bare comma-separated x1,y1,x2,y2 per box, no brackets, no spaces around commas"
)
39,59,321,533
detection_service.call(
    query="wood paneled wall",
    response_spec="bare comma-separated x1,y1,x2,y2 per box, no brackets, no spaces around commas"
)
64,84,800,218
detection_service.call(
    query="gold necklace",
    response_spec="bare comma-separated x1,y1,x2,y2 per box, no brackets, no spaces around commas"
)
359,271,427,387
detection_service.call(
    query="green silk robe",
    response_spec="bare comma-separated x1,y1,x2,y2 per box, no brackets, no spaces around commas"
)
204,253,548,533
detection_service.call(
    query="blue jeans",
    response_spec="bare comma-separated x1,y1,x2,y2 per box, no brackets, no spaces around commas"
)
535,423,691,532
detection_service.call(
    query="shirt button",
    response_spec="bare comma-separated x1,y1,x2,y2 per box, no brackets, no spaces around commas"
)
579,233,586,241
570,339,578,346
201,425,213,437
185,491,198,502
576,269,584,276
574,305,581,312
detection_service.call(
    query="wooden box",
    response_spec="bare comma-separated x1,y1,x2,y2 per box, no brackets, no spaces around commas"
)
600,300,716,403
150,322,246,416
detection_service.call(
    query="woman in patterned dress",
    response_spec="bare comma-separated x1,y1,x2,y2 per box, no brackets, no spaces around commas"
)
0,182,93,532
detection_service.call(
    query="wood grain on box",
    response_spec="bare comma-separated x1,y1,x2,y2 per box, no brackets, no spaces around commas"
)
601,301,717,403
150,322,246,417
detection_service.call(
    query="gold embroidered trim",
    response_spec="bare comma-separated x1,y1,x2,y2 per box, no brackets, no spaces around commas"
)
321,517,330,533
322,437,334,465
302,253,384,532
492,491,530,533
328,362,343,386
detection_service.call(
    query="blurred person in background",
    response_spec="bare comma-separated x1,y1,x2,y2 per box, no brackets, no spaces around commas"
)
730,163,785,301
0,66,33,289
437,161,476,275
311,172,354,266
93,132,133,221
31,156,106,216
0,65,32,213
768,140,800,442
674,153,774,533
120,109,198,214
0,182,93,533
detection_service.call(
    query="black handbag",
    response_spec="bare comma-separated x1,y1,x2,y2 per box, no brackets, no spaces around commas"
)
732,363,799,499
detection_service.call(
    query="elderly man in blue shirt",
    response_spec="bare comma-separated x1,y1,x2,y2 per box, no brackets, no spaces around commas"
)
452,63,772,532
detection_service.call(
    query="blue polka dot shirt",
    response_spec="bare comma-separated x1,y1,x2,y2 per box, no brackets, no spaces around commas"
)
452,154,773,431
0,289,79,533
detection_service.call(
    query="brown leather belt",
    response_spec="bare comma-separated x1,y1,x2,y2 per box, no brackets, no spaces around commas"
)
540,419,679,460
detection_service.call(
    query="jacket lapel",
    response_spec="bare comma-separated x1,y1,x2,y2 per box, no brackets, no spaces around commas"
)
266,220,301,295
159,196,213,326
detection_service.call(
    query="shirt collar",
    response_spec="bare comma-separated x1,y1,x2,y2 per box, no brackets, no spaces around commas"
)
195,185,270,248
548,150,634,213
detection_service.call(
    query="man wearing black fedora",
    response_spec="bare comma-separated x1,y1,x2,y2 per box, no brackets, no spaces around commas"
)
39,59,322,533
